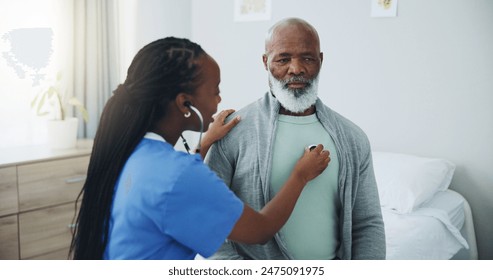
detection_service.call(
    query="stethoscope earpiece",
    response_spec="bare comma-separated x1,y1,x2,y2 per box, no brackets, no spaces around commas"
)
181,102,204,155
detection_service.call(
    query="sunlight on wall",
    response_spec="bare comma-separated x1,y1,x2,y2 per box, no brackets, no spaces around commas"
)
0,0,73,148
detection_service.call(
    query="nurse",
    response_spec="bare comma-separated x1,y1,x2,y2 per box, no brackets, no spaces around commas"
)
70,37,330,260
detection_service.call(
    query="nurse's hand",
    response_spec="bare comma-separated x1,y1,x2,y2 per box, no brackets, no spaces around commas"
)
293,144,331,184
198,109,241,158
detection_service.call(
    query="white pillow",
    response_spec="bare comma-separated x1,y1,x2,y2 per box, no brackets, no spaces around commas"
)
372,151,456,213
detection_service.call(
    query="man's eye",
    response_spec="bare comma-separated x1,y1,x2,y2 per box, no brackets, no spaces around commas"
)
277,58,290,63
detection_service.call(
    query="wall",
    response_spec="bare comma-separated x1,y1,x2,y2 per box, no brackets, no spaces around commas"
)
121,0,192,73
191,0,493,259
119,0,194,151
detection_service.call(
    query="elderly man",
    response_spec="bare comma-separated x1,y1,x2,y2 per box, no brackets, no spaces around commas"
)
206,18,385,260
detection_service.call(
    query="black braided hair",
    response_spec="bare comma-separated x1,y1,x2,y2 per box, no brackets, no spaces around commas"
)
70,37,205,259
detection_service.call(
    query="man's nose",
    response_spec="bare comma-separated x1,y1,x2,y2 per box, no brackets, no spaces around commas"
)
288,59,305,76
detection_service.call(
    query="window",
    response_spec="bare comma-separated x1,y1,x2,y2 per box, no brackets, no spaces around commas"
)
0,0,74,148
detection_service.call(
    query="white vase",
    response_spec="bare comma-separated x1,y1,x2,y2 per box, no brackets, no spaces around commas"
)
46,117,79,149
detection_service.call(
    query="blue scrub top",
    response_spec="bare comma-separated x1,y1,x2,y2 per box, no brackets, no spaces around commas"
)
103,133,244,260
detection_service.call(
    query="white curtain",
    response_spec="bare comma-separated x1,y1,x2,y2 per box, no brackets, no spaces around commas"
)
73,0,123,138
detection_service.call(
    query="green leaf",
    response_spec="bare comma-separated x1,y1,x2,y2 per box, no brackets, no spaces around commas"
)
36,91,48,115
31,94,39,109
30,70,81,121
68,97,89,123
47,86,57,98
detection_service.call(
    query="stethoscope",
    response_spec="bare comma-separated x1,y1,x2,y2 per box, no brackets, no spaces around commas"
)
180,101,203,154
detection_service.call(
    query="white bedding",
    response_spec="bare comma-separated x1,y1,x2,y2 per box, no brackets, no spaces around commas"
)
383,189,469,260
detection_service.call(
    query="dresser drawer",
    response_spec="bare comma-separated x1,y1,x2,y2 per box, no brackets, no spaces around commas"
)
0,166,18,216
19,203,78,259
18,156,89,211
0,215,19,260
26,247,70,260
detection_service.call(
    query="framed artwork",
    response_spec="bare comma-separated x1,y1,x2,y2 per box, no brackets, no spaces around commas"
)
371,0,398,18
234,0,271,22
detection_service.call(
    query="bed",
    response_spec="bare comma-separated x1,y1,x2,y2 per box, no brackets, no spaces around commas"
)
372,152,478,260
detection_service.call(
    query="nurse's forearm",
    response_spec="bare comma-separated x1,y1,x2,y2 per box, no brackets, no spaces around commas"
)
227,145,329,244
228,172,307,244
197,137,213,159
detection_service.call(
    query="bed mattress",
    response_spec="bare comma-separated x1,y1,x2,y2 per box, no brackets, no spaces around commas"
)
383,189,469,260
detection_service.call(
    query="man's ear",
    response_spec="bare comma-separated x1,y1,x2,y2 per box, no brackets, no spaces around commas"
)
320,52,324,64
262,54,268,71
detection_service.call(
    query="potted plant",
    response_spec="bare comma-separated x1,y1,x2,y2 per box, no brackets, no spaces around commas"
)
31,71,89,149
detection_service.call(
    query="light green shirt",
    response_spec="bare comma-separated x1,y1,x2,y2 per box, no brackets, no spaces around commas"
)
269,113,340,259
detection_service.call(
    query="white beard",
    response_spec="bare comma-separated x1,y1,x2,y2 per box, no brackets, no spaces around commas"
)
268,71,319,113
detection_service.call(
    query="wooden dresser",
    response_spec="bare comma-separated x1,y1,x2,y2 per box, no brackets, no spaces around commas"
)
0,140,92,260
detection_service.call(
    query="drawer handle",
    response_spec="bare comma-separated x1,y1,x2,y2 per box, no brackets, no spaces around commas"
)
65,176,87,184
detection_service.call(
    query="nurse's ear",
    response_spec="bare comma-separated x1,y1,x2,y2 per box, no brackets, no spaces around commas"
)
175,93,193,116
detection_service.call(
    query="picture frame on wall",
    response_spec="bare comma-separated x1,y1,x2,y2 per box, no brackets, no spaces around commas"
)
371,0,398,18
234,0,272,22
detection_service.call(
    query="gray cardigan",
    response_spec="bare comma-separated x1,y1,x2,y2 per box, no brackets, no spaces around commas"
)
206,92,386,260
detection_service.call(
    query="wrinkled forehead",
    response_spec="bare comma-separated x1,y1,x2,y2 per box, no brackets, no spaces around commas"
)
266,23,320,54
